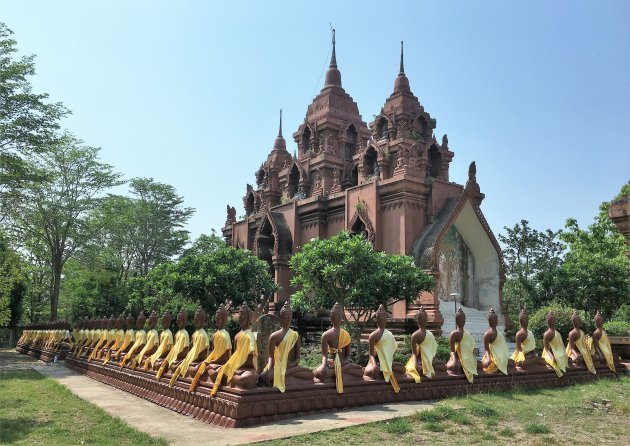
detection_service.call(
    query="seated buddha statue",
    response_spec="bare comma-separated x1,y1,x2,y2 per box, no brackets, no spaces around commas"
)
446,307,479,383
97,314,125,361
169,305,210,387
405,306,446,382
88,316,115,362
260,301,314,392
510,308,547,372
481,308,513,375
542,311,569,377
120,312,148,368
131,310,160,369
591,310,616,373
79,317,101,358
105,314,135,365
313,302,364,394
211,303,259,395
143,311,173,371
363,305,406,393
566,310,596,374
156,308,190,380
189,304,232,392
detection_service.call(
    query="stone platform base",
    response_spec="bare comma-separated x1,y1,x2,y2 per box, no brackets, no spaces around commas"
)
65,355,621,428
15,345,67,362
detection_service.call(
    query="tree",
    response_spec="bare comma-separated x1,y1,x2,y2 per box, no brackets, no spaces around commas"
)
0,23,68,217
498,220,564,315
127,177,195,275
8,134,122,320
556,201,630,318
0,232,24,327
289,231,435,359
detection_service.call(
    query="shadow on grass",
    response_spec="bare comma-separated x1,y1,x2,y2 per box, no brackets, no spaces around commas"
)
0,416,50,444
0,370,45,382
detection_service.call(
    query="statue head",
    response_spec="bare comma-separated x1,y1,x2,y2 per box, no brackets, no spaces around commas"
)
331,302,343,327
148,310,158,329
376,304,388,329
116,314,125,330
194,305,206,329
279,301,293,328
215,304,229,330
238,302,253,329
455,307,466,328
519,308,529,329
594,310,604,329
487,308,498,328
125,313,135,330
100,317,107,330
546,311,556,328
136,312,146,330
161,310,172,330
571,310,581,328
107,315,115,330
416,306,428,328
176,308,187,329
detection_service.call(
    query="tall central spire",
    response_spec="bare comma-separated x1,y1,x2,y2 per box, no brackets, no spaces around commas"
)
324,28,342,88
273,108,286,151
278,108,283,137
393,40,410,93
399,41,405,75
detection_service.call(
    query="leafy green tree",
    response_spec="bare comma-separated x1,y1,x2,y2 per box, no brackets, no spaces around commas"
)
8,134,123,320
289,231,435,359
0,23,68,217
0,232,24,326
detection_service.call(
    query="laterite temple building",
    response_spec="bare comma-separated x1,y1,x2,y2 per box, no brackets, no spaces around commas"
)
222,34,512,333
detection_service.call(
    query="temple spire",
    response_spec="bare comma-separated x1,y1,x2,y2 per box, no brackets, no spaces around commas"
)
273,108,286,151
393,40,410,93
330,29,337,68
278,109,283,137
324,29,342,88
399,41,404,75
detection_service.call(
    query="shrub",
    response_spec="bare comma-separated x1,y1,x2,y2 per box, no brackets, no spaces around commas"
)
436,336,451,362
603,320,629,336
612,304,630,324
529,305,594,341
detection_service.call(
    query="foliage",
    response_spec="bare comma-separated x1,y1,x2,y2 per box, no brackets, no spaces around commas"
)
7,134,123,320
528,305,593,342
612,304,630,324
0,232,25,326
603,320,629,337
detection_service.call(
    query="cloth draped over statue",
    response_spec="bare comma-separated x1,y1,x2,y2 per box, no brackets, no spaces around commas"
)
374,329,400,393
132,329,159,368
189,329,232,392
483,330,509,375
455,330,478,383
542,330,568,377
587,330,616,373
156,329,190,380
510,329,536,364
263,329,299,393
169,329,210,387
120,330,147,368
211,329,257,396
329,329,352,394
405,330,437,383
567,330,596,375
107,329,135,364
144,329,173,370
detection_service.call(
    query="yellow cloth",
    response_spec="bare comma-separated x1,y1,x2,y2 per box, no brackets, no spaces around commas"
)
88,330,109,361
169,329,210,387
374,329,400,393
455,330,478,383
405,331,438,383
156,329,190,380
132,329,159,368
93,329,115,360
189,329,232,392
101,329,125,362
211,329,257,396
110,329,135,362
120,330,147,367
328,329,352,394
542,330,568,377
566,330,596,375
483,330,509,375
263,329,299,393
592,330,616,373
144,329,173,370
510,329,536,364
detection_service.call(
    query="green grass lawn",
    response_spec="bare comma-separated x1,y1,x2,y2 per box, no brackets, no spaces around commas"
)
0,370,167,446
252,376,630,446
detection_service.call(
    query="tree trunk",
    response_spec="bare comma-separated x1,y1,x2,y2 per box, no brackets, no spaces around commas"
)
50,267,62,321
346,322,366,365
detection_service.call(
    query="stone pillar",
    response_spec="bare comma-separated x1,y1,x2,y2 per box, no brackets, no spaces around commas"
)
272,257,291,312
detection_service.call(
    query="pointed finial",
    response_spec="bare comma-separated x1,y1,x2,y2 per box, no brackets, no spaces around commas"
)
330,28,337,68
278,109,283,138
399,41,405,75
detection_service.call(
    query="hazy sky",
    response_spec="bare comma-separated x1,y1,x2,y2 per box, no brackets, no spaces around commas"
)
3,1,629,242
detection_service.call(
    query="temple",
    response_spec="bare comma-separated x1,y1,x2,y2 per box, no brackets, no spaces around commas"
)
222,33,512,333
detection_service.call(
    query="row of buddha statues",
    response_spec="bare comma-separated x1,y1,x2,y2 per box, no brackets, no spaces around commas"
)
16,322,71,353
19,302,619,395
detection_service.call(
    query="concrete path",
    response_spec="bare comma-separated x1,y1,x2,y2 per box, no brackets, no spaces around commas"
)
31,361,435,446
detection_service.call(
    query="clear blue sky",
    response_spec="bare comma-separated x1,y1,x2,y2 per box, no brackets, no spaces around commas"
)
3,1,629,242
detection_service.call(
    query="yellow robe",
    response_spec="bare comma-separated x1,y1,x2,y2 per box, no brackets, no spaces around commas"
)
189,329,232,392
169,329,210,387
483,330,509,375
455,330,478,383
144,329,173,370
542,330,568,377
328,328,352,394
374,329,400,393
510,329,536,364
108,329,135,363
156,329,190,380
211,329,257,396
120,330,147,367
132,329,159,369
405,330,438,383
566,330,596,375
101,329,124,361
88,330,110,361
94,329,116,359
263,329,299,393
589,330,616,373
